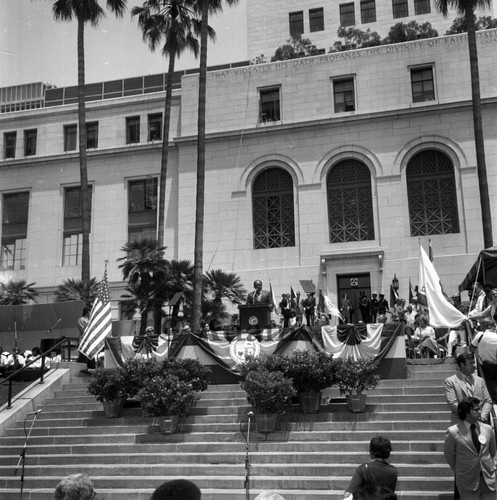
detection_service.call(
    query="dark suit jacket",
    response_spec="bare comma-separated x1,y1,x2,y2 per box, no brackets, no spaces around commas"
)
247,290,273,309
444,372,493,424
444,421,496,495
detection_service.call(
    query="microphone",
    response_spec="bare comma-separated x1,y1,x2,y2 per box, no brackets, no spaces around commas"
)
27,410,42,416
247,411,254,418
48,318,62,334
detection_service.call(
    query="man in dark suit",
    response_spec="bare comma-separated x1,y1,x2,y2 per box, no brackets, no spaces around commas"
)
445,353,493,425
444,398,497,500
246,280,273,310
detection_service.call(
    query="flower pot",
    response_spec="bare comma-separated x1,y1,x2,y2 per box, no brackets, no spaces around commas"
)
346,393,368,413
298,392,321,414
256,413,278,433
158,415,179,434
103,399,122,418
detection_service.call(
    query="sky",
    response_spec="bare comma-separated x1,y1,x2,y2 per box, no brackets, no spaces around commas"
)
0,0,248,88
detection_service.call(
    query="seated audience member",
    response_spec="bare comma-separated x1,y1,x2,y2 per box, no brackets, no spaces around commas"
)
151,479,201,500
0,347,8,375
54,473,95,500
344,436,397,499
254,491,286,500
26,347,44,368
5,348,25,370
413,316,438,357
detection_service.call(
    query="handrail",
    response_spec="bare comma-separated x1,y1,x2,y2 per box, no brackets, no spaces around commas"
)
0,337,74,410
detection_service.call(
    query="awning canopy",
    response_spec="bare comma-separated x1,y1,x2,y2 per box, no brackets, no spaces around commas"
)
459,248,497,291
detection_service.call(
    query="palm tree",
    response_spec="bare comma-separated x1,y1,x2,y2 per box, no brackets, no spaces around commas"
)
435,0,493,248
167,259,194,325
0,280,39,305
132,0,212,246
117,238,170,334
52,0,128,282
191,0,239,333
203,269,247,306
54,277,100,309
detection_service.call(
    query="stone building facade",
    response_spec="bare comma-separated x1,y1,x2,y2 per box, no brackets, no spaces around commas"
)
0,29,496,316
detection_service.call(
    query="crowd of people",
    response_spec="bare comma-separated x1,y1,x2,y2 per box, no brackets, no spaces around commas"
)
0,345,61,376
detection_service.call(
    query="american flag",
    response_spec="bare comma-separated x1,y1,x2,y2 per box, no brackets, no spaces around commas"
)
78,269,112,359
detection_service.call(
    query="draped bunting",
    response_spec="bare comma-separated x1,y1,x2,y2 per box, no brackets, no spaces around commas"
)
321,324,383,360
106,322,405,381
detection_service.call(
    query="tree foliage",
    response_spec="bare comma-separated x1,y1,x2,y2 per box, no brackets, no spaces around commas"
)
54,278,99,308
0,280,39,305
383,21,439,43
445,15,497,33
271,33,320,61
331,26,381,52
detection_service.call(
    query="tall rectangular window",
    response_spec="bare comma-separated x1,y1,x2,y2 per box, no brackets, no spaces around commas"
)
62,186,92,266
392,0,409,18
411,66,435,102
1,192,29,270
289,11,304,35
4,132,17,159
309,8,324,32
86,122,99,149
64,124,77,151
334,78,355,112
148,113,162,141
340,3,355,26
259,87,281,123
24,129,37,156
128,178,158,242
360,0,376,23
414,0,431,14
126,116,140,144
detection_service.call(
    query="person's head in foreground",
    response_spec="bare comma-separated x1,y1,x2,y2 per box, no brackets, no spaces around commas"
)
369,435,392,460
151,479,201,500
254,491,286,500
54,473,95,500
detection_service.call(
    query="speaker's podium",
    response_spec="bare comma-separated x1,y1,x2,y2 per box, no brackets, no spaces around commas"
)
238,304,272,331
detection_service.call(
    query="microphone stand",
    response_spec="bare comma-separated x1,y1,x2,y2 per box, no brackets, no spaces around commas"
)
240,411,253,500
15,411,41,500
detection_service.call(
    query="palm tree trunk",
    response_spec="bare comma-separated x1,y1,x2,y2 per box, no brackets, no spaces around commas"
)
466,9,493,248
191,0,209,333
157,53,176,246
77,18,91,282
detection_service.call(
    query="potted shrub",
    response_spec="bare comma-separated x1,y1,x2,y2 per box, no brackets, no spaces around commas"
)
335,357,380,413
282,350,337,413
163,358,211,392
120,357,163,414
140,374,198,433
241,369,296,433
87,368,127,418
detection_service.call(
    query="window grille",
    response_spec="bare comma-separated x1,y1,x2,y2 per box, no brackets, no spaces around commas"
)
327,160,374,243
252,168,295,249
407,150,459,236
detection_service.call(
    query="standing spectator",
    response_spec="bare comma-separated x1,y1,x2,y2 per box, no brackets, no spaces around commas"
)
279,294,290,328
341,293,354,324
343,436,397,499
302,292,316,327
469,319,497,401
377,294,389,317
445,353,493,425
359,291,370,323
151,479,201,500
370,293,379,323
54,473,95,500
469,288,497,322
444,398,496,500
77,307,95,371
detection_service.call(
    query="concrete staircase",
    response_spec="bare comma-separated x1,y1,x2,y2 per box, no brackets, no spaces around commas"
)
0,361,457,499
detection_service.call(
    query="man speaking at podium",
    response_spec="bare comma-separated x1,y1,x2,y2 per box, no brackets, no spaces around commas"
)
246,280,274,310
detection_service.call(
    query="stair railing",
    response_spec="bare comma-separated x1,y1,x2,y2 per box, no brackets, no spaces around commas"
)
0,337,74,410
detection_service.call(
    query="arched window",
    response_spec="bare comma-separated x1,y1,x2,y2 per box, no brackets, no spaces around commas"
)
326,159,374,243
406,150,459,236
252,167,295,249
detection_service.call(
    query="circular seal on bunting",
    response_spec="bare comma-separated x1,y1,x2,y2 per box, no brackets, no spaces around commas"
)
479,434,487,445
248,315,259,326
229,333,261,364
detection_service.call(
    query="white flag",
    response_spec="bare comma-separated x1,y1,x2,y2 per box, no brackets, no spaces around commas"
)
418,245,466,327
320,290,343,320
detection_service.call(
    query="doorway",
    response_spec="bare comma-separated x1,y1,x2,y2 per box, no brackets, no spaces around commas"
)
337,273,371,323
